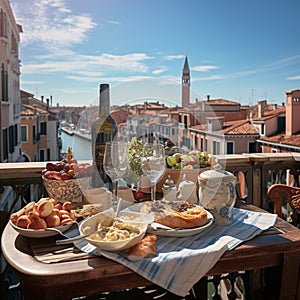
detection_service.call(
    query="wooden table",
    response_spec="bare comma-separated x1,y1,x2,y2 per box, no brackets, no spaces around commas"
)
2,204,300,300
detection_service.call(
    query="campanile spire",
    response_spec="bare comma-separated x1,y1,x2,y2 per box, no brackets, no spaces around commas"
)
182,56,190,107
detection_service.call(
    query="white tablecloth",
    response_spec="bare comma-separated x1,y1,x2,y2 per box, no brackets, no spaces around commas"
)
75,207,277,297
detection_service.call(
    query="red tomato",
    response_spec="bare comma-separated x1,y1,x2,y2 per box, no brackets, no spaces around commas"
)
134,190,144,201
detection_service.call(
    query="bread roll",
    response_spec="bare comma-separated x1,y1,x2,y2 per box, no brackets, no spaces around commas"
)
54,203,62,210
28,213,47,229
62,201,72,211
60,218,73,225
46,212,61,227
24,202,36,215
16,215,31,229
127,234,157,261
37,199,53,218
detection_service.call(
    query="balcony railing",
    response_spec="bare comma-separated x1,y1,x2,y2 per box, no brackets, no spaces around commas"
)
1,153,300,230
1,153,300,299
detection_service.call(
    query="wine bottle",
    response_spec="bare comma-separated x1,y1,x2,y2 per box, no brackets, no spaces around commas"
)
91,83,118,189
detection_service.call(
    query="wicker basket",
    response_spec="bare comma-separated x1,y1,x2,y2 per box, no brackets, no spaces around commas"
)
43,176,92,203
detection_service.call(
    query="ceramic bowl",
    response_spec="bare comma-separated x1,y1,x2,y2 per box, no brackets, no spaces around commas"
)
43,176,91,203
10,220,73,238
79,209,147,251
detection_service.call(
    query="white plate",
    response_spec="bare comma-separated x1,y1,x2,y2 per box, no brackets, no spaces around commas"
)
124,202,214,237
10,220,74,238
118,211,154,225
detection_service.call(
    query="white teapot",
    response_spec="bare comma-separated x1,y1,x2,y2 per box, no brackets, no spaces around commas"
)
176,174,198,204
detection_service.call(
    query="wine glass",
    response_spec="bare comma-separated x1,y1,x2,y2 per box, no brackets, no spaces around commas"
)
103,142,119,204
142,143,166,201
103,141,128,207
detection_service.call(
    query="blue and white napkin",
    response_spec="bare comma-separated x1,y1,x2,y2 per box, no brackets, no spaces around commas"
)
75,207,277,297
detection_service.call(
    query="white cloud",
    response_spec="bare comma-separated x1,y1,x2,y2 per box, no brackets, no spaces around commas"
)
152,67,168,74
66,75,154,83
22,52,153,75
191,65,218,72
194,75,224,81
287,75,300,80
164,55,185,60
11,0,96,46
107,20,120,25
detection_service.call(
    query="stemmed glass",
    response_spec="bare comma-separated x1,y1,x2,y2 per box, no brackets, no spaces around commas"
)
103,141,128,207
142,143,166,201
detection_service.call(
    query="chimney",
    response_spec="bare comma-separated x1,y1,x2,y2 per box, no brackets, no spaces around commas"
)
50,95,53,106
258,100,266,118
285,90,300,136
41,96,44,102
206,95,210,101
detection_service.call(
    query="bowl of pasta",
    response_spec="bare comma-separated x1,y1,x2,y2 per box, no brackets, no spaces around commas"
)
79,208,148,251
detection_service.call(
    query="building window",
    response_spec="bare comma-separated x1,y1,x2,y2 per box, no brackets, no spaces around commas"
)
3,128,8,160
33,124,36,142
213,140,220,155
1,63,8,101
261,124,265,135
40,149,45,161
0,10,8,38
21,126,28,142
184,115,188,128
9,126,14,154
195,136,199,149
200,138,204,150
40,122,47,135
249,142,256,153
47,148,51,161
226,141,234,154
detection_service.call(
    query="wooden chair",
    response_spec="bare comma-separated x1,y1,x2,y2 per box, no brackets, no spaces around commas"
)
267,183,300,227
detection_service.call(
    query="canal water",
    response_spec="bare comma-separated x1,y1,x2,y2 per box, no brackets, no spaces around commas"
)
61,130,92,160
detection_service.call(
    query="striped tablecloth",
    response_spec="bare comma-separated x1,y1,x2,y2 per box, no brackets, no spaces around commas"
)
75,207,277,297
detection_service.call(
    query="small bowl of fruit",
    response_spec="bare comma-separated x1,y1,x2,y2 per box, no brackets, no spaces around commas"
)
156,150,215,193
42,159,92,203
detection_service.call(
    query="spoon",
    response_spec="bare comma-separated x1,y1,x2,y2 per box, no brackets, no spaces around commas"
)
56,232,94,245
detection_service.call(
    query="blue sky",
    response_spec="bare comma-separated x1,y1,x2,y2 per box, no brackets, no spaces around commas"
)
10,0,300,107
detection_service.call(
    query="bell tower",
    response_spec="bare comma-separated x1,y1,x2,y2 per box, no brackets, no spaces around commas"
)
181,56,190,107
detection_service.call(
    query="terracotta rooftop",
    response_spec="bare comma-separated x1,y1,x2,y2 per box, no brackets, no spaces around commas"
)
21,104,47,116
222,120,259,135
190,119,259,136
252,106,285,121
204,99,240,105
259,132,300,147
